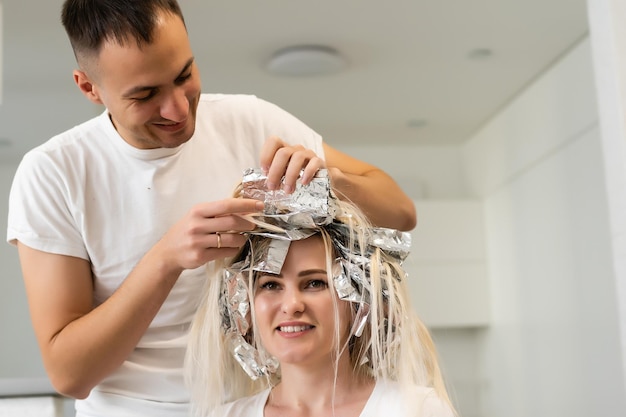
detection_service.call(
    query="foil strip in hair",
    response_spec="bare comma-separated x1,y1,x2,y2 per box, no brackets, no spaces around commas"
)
250,222,316,242
227,332,278,380
242,168,338,227
333,259,367,304
330,223,411,264
370,227,411,261
350,303,370,338
222,268,251,336
252,239,291,275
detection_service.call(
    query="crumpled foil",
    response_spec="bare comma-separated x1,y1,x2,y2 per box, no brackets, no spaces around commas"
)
220,168,411,380
227,332,278,380
242,167,338,229
253,239,291,275
370,227,411,261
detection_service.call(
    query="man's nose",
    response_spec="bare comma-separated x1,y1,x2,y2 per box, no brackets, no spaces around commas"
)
160,88,189,122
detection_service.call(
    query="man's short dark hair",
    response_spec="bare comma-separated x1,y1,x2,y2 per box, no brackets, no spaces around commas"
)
61,0,185,64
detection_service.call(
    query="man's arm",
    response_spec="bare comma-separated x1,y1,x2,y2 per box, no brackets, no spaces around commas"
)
19,244,177,399
19,198,262,398
322,143,416,231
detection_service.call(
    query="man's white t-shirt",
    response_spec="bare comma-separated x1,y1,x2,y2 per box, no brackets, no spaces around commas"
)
7,94,323,417
212,380,456,417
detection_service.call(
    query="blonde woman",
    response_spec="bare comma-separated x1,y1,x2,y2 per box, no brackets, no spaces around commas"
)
185,170,456,417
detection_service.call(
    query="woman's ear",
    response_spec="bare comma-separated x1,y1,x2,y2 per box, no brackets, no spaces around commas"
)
73,69,104,105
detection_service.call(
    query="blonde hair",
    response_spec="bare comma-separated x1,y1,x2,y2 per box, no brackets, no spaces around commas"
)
185,197,456,416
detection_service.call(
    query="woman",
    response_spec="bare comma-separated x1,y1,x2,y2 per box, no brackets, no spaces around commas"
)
185,169,457,417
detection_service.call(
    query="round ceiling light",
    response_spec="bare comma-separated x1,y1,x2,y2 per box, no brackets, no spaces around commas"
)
265,45,347,76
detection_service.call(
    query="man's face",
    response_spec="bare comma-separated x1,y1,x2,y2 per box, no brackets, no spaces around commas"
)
85,11,202,149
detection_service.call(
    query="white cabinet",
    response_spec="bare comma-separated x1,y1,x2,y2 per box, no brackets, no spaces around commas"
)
404,200,490,328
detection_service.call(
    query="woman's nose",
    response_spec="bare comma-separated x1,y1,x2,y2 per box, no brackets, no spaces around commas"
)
281,289,305,315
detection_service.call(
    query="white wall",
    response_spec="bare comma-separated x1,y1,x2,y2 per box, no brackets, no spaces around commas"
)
587,0,626,388
334,144,467,200
464,37,626,416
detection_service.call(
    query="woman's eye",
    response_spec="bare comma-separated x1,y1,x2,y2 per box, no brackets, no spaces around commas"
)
260,281,279,290
306,279,328,290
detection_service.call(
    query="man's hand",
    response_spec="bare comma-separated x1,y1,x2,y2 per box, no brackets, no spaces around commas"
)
259,136,325,193
155,197,264,273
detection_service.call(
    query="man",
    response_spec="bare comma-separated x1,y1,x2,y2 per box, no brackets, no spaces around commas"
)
6,1,416,416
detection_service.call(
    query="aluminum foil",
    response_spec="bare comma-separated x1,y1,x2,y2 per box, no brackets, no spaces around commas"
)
370,228,411,261
227,332,278,380
242,168,338,228
222,268,250,336
253,239,291,275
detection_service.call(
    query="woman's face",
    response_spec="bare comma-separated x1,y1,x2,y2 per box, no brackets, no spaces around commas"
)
254,236,352,368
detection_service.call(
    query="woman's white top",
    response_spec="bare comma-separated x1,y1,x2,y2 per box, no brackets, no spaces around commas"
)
211,380,456,417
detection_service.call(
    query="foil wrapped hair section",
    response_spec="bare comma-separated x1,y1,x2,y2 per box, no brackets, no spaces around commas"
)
242,167,338,227
220,262,279,380
370,227,411,261
253,239,290,275
227,332,278,380
330,223,411,266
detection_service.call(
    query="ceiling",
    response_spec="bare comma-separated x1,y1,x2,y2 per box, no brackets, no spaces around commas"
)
0,0,590,163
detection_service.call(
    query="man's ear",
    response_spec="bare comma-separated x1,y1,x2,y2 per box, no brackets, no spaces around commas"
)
73,69,103,105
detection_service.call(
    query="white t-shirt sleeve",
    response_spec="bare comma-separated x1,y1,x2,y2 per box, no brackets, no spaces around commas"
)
7,147,88,259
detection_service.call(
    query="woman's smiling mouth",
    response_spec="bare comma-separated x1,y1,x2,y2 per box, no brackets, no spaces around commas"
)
277,325,314,333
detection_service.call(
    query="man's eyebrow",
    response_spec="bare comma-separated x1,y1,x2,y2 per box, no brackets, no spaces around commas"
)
122,57,195,98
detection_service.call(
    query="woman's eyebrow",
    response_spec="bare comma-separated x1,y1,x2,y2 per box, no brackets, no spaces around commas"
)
259,273,282,279
298,269,327,277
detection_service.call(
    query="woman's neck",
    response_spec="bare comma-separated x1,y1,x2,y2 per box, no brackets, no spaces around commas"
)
265,356,375,417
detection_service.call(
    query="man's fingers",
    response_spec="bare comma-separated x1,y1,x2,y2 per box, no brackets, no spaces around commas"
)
194,198,264,219
211,231,248,250
259,136,283,173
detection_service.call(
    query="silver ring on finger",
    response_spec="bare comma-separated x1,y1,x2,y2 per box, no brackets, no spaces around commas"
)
216,232,222,249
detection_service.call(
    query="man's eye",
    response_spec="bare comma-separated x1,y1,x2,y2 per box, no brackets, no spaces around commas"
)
133,91,156,102
175,73,192,85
